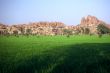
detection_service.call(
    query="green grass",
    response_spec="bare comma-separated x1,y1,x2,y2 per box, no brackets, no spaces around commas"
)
0,35,110,73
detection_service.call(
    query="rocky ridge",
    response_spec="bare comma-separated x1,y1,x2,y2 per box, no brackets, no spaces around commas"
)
0,15,109,35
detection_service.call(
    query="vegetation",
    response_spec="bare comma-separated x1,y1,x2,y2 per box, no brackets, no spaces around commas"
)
63,29,73,37
0,35,110,73
13,30,18,36
26,29,32,35
84,28,90,34
97,24,110,34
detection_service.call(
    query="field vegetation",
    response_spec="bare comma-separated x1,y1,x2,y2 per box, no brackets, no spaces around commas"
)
0,35,110,73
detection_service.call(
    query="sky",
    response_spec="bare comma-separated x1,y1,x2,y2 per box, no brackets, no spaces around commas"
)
0,0,110,25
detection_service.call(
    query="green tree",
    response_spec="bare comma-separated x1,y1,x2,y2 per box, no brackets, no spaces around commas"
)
97,24,110,34
26,29,32,36
19,27,25,35
13,30,18,37
84,28,90,34
63,29,72,37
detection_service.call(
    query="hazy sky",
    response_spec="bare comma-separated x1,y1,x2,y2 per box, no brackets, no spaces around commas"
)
0,0,110,25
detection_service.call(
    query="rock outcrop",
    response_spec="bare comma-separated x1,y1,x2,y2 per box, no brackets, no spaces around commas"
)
80,15,101,26
0,15,109,35
0,23,8,35
79,15,107,34
0,22,65,35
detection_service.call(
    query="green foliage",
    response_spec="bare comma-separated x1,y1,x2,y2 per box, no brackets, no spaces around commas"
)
13,30,19,37
80,27,90,35
26,29,32,35
19,27,25,35
84,28,90,34
63,29,73,37
97,24,110,34
98,33,102,38
0,35,110,73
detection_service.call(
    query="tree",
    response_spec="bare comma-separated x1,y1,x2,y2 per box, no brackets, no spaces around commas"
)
13,30,18,36
97,32,102,38
80,27,84,34
26,29,32,36
84,28,90,34
63,29,72,37
97,24,110,34
80,27,90,35
19,27,25,35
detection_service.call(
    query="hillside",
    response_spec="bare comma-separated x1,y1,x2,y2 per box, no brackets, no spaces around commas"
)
0,15,110,35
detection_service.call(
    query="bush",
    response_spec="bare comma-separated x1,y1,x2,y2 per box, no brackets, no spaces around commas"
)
97,24,110,34
63,29,72,37
84,28,90,34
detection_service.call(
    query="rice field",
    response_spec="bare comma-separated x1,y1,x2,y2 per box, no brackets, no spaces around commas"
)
0,35,110,73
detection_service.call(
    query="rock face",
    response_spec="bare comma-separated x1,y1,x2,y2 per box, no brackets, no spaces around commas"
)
0,23,8,35
0,22,65,35
80,15,101,25
79,15,106,34
0,15,109,35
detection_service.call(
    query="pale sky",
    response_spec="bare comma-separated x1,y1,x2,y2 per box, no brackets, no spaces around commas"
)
0,0,110,25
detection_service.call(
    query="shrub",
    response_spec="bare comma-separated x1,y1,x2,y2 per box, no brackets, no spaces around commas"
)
63,29,72,37
97,24,110,34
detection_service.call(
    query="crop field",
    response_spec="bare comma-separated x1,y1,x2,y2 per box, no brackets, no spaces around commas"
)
0,35,110,73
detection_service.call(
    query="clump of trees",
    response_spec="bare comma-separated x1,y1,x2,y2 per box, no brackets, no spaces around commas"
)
79,27,90,35
97,24,110,34
97,24,110,37
26,29,32,36
63,29,73,37
13,30,18,36
84,28,90,34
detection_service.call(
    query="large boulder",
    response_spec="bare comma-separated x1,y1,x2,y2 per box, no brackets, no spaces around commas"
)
79,15,107,34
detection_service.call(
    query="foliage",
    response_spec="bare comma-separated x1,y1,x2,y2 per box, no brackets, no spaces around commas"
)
80,27,90,35
84,28,90,34
13,30,18,36
97,24,110,34
26,29,32,35
0,35,110,73
63,29,73,37
19,27,25,35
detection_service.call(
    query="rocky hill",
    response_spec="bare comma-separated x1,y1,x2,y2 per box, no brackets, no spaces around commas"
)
0,15,110,35
80,15,102,25
0,22,65,35
79,15,108,34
